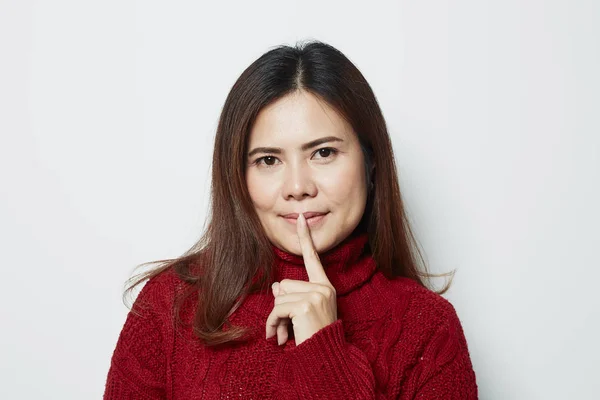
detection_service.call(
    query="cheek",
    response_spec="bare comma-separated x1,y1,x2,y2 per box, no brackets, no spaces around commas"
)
321,163,366,205
246,172,278,212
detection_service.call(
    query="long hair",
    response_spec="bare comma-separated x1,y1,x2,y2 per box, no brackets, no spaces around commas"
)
123,40,454,347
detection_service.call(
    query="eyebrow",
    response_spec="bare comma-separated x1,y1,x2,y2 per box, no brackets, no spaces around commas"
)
247,136,344,158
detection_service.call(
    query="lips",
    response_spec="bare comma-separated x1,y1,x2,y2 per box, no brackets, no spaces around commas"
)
282,211,328,219
281,211,329,228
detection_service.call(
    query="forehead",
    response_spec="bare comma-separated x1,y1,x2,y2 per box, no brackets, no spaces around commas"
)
248,91,355,146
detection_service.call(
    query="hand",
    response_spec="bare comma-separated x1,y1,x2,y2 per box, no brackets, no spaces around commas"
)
265,213,338,346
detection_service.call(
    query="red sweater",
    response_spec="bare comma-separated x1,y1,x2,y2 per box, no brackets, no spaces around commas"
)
104,233,478,399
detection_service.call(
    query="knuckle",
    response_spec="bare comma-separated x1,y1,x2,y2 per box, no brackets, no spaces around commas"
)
324,286,336,298
310,292,323,303
300,301,314,314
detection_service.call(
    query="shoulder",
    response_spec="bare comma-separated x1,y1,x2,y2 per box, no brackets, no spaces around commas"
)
363,274,470,370
131,267,183,318
377,274,464,337
107,269,181,392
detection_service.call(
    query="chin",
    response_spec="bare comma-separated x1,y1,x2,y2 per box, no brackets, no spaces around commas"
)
297,232,336,254
275,233,324,256
267,215,349,255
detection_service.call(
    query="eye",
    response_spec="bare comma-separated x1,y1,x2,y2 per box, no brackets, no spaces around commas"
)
313,147,338,160
252,147,338,168
253,155,280,168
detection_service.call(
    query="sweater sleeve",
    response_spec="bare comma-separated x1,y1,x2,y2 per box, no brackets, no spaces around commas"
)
103,275,172,400
278,318,378,399
398,302,478,399
277,302,477,399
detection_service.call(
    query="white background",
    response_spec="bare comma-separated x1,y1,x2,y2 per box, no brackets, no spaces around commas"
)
1,1,599,399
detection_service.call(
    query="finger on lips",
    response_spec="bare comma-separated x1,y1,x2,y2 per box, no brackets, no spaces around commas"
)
297,213,329,285
266,212,335,345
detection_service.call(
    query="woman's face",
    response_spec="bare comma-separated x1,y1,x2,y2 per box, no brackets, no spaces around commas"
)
245,90,368,255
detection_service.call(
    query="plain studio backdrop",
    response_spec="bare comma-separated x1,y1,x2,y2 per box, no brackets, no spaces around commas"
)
1,1,598,399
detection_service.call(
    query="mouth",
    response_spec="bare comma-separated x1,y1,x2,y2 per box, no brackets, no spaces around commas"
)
281,211,329,227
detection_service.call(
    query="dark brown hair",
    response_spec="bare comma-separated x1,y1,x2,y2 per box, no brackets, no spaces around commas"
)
123,40,454,347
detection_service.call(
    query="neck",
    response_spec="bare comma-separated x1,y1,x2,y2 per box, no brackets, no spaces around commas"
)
270,232,376,296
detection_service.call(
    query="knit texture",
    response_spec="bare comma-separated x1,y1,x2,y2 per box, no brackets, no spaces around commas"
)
104,233,478,399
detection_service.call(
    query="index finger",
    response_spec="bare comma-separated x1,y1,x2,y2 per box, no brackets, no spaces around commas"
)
296,213,330,284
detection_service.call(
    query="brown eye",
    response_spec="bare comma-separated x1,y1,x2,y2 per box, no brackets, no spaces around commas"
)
263,156,276,166
255,155,279,167
318,148,332,157
313,147,338,160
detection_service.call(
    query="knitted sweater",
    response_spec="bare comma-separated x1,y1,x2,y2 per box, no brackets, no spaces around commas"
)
104,233,478,399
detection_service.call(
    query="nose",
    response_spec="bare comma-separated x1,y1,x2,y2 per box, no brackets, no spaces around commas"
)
281,161,317,200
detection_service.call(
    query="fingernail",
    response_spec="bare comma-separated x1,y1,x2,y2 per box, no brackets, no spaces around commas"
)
271,282,279,295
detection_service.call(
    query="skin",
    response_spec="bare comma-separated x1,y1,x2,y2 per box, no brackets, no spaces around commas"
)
266,214,338,346
245,90,368,256
245,90,369,346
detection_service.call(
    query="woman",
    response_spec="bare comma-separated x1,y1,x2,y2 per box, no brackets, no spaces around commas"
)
104,40,478,399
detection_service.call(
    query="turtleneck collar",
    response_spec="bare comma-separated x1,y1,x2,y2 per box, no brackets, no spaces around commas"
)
233,231,378,324
270,232,376,296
